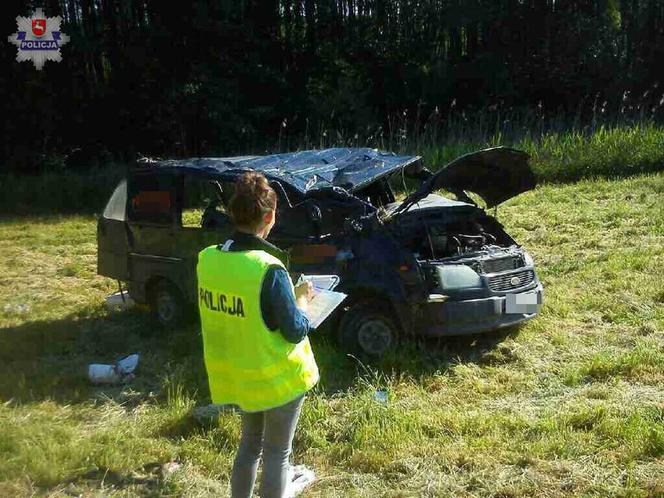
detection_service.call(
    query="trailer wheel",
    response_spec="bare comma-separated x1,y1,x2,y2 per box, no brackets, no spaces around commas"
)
150,280,185,328
337,303,399,359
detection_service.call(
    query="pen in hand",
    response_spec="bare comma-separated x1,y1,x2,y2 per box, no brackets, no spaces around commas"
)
295,280,314,309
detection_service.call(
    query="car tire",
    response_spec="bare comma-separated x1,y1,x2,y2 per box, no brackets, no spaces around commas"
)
337,303,399,359
150,280,185,328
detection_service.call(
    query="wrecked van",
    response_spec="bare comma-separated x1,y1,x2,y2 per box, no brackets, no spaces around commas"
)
98,147,543,357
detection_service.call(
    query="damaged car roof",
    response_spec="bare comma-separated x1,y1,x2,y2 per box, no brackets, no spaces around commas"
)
148,148,421,194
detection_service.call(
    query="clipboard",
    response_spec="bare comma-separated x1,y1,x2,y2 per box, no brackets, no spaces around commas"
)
295,274,346,328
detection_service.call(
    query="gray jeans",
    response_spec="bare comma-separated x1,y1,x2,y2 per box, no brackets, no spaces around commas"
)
230,394,305,498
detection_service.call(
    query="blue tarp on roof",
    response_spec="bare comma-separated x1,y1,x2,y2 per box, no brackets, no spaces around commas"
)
153,148,421,194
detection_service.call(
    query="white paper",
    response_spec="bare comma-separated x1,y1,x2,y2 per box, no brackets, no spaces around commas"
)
301,288,346,329
296,274,340,291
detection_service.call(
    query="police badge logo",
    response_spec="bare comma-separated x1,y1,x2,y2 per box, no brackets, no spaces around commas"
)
8,8,70,70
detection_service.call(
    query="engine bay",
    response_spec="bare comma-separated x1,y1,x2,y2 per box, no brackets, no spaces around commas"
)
400,212,515,262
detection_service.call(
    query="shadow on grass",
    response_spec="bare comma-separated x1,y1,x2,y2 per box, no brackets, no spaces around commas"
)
0,309,208,406
58,462,182,495
0,308,520,410
158,328,522,440
354,327,523,385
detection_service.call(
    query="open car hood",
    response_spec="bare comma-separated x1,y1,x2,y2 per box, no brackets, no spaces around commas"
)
393,147,535,214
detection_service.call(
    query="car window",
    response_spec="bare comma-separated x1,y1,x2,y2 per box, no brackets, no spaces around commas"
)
128,172,176,224
181,176,233,229
102,179,127,221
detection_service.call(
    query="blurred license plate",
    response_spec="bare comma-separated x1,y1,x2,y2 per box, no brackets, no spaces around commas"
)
505,291,541,314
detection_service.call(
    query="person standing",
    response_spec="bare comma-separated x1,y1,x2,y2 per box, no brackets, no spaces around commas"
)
197,171,318,498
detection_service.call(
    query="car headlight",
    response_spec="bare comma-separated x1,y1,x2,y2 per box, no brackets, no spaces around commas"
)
522,251,534,267
436,265,482,290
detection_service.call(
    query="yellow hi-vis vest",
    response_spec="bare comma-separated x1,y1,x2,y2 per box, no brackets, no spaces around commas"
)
197,245,319,412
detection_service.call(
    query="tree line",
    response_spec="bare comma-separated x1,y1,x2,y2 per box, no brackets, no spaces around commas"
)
2,0,664,172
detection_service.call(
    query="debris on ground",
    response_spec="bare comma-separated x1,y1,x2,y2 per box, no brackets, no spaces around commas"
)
116,353,139,375
288,464,316,497
88,353,140,385
160,461,182,477
374,390,389,403
105,290,135,311
2,303,30,315
192,403,239,424
88,364,120,384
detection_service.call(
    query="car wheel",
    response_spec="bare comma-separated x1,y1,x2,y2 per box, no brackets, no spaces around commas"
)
151,280,185,328
337,304,399,359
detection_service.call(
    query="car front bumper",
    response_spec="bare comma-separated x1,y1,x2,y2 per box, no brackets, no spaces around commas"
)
420,283,544,336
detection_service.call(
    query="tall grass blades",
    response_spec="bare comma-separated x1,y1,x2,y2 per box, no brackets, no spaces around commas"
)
2,109,664,214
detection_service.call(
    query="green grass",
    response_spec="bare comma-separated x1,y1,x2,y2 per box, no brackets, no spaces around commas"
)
0,173,663,496
0,166,126,215
2,121,664,215
418,122,664,182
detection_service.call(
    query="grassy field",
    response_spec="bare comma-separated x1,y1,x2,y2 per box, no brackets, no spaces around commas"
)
0,172,663,497
3,121,664,215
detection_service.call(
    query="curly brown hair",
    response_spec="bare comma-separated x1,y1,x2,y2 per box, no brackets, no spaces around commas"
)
229,171,277,229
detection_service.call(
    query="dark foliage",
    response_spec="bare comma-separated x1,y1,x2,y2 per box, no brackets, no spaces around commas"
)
3,0,664,172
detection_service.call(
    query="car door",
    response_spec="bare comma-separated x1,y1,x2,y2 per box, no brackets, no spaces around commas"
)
172,174,235,302
126,170,183,300
97,179,130,280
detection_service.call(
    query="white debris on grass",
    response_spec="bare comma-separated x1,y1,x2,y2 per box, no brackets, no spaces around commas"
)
287,465,316,497
116,354,139,375
2,303,31,315
161,461,182,477
88,353,140,385
105,291,135,311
